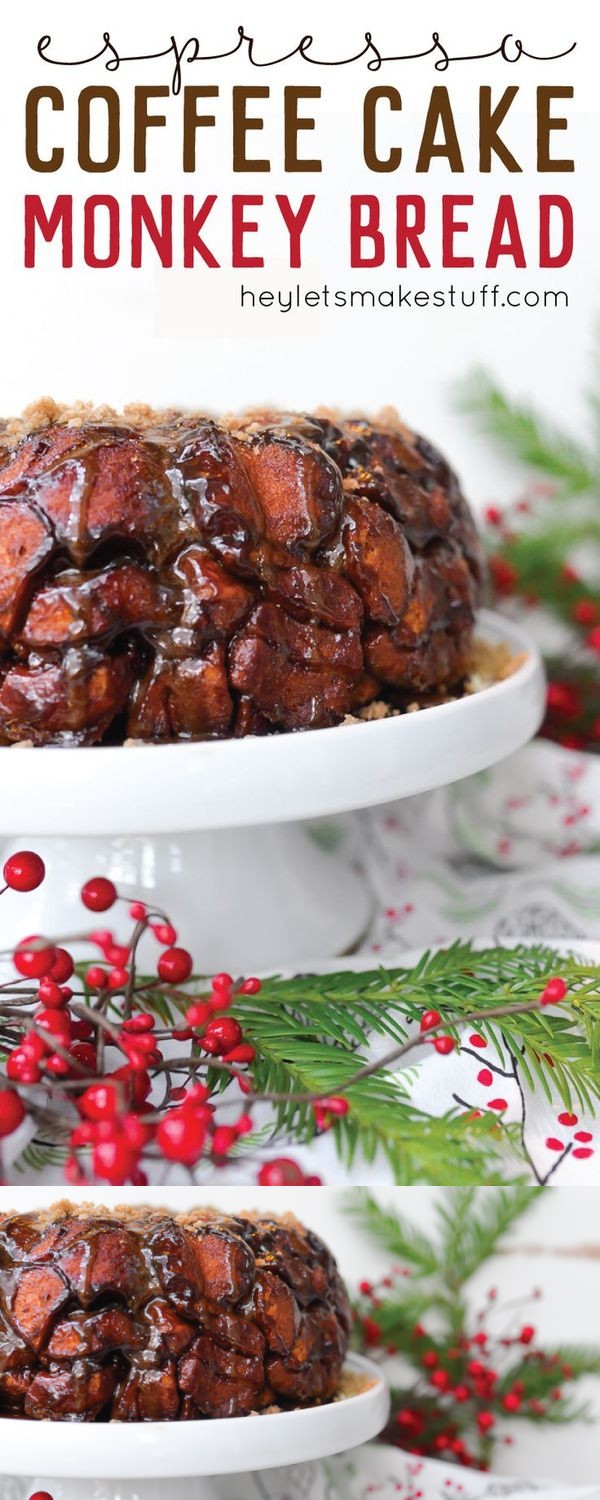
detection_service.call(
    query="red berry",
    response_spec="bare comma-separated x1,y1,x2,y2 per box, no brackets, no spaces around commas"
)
558,1111,578,1126
157,947,193,984
430,1369,450,1390
90,929,114,950
489,556,518,595
157,1110,206,1165
304,1174,323,1185
519,1325,535,1344
585,625,600,654
488,1097,508,1111
574,1130,593,1143
123,1013,155,1034
202,1017,243,1055
573,1146,594,1159
312,1095,349,1118
212,972,233,992
105,944,130,967
572,599,599,626
478,1068,494,1087
420,1009,442,1033
3,850,45,892
238,977,262,995
6,1049,41,1085
470,1033,487,1048
44,1052,71,1077
211,1125,237,1156
422,1351,438,1368
81,877,117,912
121,1031,158,1060
0,1088,26,1137
152,922,178,946
546,681,581,718
433,1035,455,1055
21,1034,46,1063
257,1157,305,1186
86,965,108,990
129,901,147,920
546,1137,565,1152
122,1113,153,1150
209,990,232,1012
37,977,68,1008
110,1064,151,1109
540,976,568,1005
93,1134,136,1185
185,1001,212,1028
172,1027,193,1042
477,1412,495,1431
108,967,129,990
13,936,56,980
28,1492,54,1500
69,1041,97,1071
235,1113,253,1135
50,947,75,983
226,1043,256,1063
80,1082,120,1121
35,1009,72,1049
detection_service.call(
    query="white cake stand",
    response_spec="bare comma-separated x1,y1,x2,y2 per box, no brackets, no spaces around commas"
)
0,610,544,969
3,1353,389,1500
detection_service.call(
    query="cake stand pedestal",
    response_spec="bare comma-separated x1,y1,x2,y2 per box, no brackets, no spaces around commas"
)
0,611,544,970
5,1354,389,1500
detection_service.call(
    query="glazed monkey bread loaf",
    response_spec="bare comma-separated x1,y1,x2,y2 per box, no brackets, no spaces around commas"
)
0,404,483,744
0,1204,351,1422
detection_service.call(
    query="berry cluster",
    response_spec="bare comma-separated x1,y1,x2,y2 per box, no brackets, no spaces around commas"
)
0,852,575,1188
0,851,351,1186
357,1271,580,1470
484,490,600,753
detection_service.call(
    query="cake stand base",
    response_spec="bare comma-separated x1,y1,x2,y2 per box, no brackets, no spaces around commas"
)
18,1481,246,1500
5,1355,389,1500
1,824,371,971
0,613,545,970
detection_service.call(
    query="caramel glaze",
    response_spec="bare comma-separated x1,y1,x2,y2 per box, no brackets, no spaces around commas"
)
0,412,483,743
0,1208,351,1422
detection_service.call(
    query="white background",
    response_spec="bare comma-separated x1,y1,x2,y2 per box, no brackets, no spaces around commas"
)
3,1185,599,1484
1,10,599,1486
1,0,599,510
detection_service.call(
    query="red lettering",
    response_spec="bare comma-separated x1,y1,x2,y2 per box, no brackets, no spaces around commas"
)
350,195,384,267
232,195,263,268
183,195,219,268
539,194,573,268
131,195,173,268
486,195,526,268
24,194,72,267
396,197,429,268
442,196,474,267
275,194,315,269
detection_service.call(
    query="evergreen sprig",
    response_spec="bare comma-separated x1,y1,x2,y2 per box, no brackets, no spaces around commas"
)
457,371,599,495
129,942,600,1186
349,1187,600,1469
457,348,600,751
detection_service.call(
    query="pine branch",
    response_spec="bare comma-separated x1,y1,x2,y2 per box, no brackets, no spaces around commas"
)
436,1186,542,1289
132,942,600,1181
456,372,597,493
344,1191,439,1273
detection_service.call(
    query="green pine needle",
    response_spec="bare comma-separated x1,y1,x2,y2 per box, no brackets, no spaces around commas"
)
456,371,597,494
